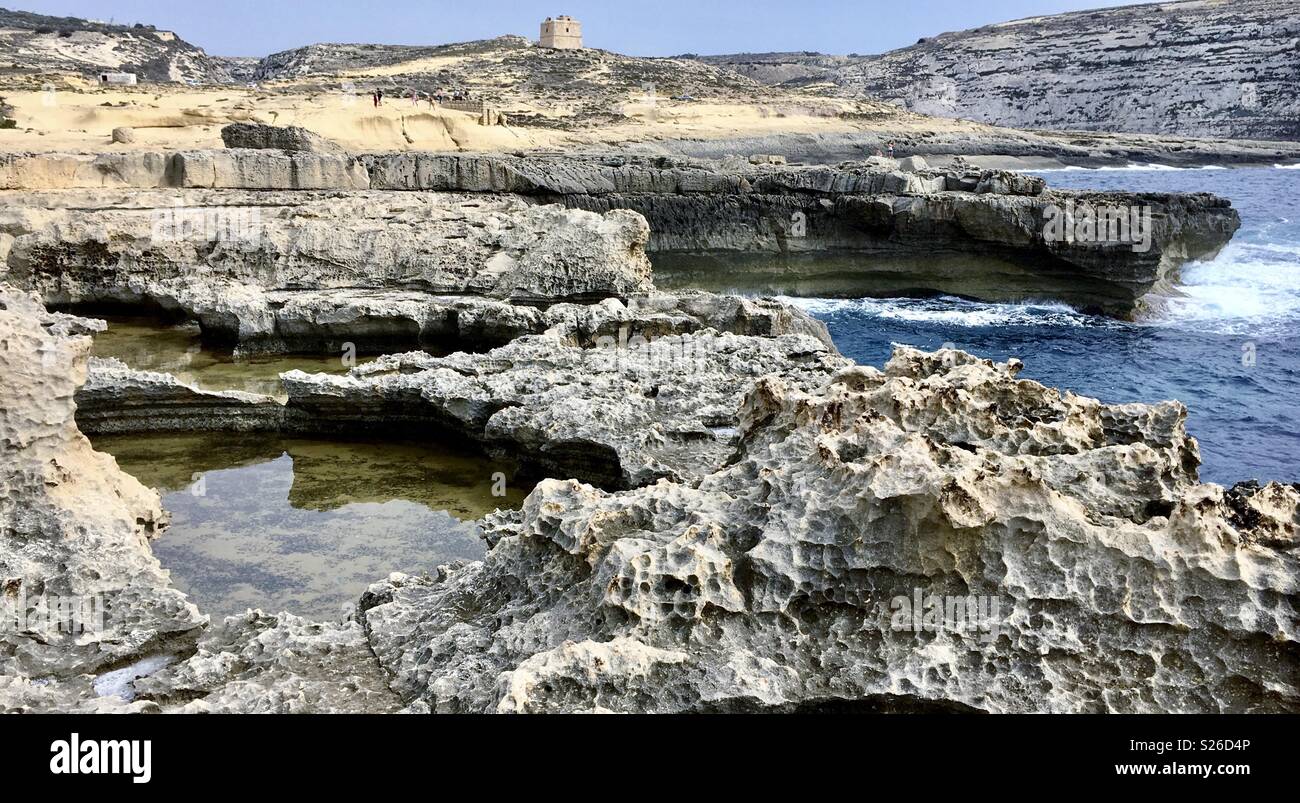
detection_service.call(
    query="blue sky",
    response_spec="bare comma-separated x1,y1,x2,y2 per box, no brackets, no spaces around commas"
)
15,0,1135,57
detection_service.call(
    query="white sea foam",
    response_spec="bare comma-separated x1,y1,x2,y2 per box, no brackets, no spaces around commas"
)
1149,240,1300,334
1034,163,1236,173
1275,163,1300,170
776,295,1105,328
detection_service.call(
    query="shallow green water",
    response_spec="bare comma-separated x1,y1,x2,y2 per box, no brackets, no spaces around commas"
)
92,426,527,619
88,315,371,398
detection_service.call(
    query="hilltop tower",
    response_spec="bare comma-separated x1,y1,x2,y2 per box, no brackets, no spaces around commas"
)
539,15,582,49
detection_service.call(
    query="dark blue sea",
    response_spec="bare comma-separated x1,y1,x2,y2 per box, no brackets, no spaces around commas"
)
787,166,1300,485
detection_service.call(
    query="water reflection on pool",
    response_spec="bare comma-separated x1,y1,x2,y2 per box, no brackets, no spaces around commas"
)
87,314,375,398
91,432,529,619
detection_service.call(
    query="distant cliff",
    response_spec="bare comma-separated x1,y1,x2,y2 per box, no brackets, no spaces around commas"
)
0,7,232,83
700,0,1300,141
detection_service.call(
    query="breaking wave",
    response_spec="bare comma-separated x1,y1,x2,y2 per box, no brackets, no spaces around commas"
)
777,295,1115,329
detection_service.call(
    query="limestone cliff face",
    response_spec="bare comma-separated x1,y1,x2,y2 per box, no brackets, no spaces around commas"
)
705,0,1300,141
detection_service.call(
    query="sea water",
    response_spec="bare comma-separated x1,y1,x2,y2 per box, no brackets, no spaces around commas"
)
787,167,1300,485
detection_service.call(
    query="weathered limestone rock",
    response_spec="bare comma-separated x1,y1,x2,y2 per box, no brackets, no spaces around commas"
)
76,357,285,434
283,301,847,488
597,192,1233,316
350,151,1234,316
71,292,836,447
111,126,135,144
3,274,1297,713
0,150,1241,316
133,611,405,713
360,346,1300,713
0,151,175,190
177,286,833,354
0,189,655,309
708,0,1300,141
897,155,928,173
220,122,344,154
0,285,411,712
172,148,371,190
0,285,205,708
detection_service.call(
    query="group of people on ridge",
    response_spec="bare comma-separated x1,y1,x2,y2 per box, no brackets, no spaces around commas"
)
370,88,472,108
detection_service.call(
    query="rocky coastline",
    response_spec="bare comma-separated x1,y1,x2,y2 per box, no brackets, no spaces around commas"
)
1,129,1296,714
3,276,1297,712
699,0,1300,143
1,148,1240,318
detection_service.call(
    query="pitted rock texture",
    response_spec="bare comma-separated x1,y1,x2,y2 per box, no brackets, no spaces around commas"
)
132,611,404,713
701,0,1300,142
0,286,414,712
0,189,654,307
0,285,205,707
359,346,1299,713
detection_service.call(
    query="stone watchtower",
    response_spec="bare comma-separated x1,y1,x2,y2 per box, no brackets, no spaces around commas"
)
540,15,582,49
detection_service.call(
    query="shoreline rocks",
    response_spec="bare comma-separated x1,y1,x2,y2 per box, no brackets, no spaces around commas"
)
283,325,849,489
0,287,205,712
1,189,655,318
2,277,1297,713
0,151,1241,317
0,139,1295,714
359,346,1300,713
76,357,286,434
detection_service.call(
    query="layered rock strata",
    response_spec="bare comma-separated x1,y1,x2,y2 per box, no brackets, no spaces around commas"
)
0,152,1241,316
75,291,840,490
76,357,285,434
0,188,654,320
282,326,849,489
700,0,1300,142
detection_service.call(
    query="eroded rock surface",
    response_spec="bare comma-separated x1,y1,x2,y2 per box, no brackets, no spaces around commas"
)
699,0,1300,142
283,295,847,487
0,284,413,712
0,189,654,308
0,286,205,711
133,612,405,713
359,346,1299,713
3,274,1296,712
220,122,344,154
77,357,285,434
0,152,1240,316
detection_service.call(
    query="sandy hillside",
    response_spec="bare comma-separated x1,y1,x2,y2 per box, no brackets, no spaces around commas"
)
0,78,933,153
0,32,927,154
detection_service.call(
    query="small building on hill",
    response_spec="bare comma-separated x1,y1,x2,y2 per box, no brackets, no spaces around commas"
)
540,15,582,49
98,72,137,86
